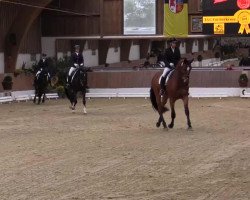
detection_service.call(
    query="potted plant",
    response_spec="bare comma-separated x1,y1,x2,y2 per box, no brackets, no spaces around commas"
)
14,69,24,77
2,75,13,90
238,74,248,87
56,85,65,98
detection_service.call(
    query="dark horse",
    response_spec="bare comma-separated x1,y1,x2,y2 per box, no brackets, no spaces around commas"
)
150,58,193,130
33,69,50,104
64,67,89,114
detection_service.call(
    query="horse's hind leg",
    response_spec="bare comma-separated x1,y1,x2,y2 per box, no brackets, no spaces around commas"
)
156,93,168,129
156,115,162,127
168,98,176,129
161,114,167,129
157,111,167,129
183,96,192,130
82,92,87,114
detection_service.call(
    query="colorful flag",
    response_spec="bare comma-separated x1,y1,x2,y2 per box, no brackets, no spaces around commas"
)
164,0,188,37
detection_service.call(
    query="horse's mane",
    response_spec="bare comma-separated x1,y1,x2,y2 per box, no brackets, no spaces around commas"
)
176,58,186,70
175,58,193,72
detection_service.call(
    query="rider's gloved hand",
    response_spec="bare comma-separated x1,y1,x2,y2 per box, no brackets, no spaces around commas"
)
80,63,84,67
170,63,174,67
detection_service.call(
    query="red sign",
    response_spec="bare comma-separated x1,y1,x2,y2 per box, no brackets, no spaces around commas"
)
214,0,250,9
237,0,250,9
214,0,227,3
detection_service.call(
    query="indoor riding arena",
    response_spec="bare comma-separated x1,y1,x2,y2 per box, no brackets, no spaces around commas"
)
0,1,249,200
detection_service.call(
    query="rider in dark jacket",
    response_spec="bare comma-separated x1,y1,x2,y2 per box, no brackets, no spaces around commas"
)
36,54,49,75
160,38,181,96
67,45,84,84
35,53,50,84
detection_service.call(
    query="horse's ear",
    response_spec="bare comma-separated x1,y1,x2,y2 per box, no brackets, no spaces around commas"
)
183,58,188,64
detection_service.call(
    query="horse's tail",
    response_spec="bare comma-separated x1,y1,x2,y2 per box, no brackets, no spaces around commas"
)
150,87,158,111
150,87,169,113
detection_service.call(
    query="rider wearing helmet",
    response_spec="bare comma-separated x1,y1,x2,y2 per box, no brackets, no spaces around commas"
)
67,45,84,85
34,53,51,85
160,38,181,96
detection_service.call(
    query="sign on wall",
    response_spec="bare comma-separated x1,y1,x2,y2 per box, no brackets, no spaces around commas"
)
202,0,250,35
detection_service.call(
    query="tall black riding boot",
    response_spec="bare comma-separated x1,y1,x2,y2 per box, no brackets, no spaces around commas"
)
160,76,167,96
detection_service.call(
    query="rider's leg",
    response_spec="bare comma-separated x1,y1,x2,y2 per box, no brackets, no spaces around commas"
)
160,76,167,96
34,70,41,86
47,73,51,84
67,67,75,84
160,68,170,96
36,70,41,77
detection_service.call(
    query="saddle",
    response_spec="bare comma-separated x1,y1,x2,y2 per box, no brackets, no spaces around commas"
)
70,69,79,83
69,67,87,84
158,70,174,85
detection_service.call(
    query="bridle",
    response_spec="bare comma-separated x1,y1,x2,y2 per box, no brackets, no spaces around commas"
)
180,60,192,84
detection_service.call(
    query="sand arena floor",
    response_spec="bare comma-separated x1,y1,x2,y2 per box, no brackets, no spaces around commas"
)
0,98,249,200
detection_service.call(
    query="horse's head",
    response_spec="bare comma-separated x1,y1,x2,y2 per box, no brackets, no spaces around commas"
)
177,58,193,84
78,67,88,86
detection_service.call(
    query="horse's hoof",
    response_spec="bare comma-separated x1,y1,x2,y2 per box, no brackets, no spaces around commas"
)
187,127,193,131
163,126,168,130
156,122,161,128
162,122,168,130
168,124,174,129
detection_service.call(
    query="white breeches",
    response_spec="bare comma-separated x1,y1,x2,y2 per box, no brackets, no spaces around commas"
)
36,69,42,77
36,69,50,78
162,68,171,77
68,67,76,76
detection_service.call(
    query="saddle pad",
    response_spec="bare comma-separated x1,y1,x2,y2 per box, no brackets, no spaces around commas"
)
71,69,79,83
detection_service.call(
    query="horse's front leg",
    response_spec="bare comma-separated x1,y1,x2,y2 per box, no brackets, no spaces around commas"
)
183,95,192,130
82,91,87,114
70,92,77,111
33,93,36,104
42,93,46,103
168,98,176,129
38,94,41,105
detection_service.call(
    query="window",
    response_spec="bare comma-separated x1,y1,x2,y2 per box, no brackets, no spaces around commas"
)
124,0,156,35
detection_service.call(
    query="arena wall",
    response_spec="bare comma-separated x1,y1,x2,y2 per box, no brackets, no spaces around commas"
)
1,70,247,93
0,53,4,74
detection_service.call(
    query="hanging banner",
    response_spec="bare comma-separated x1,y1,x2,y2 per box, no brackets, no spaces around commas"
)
164,0,188,37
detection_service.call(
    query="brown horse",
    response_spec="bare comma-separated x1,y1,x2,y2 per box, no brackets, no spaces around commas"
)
150,58,193,130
